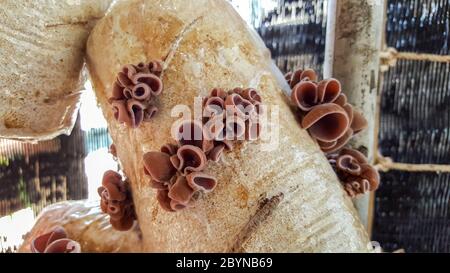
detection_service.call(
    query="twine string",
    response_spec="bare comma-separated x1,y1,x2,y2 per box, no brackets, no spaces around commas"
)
380,47,450,72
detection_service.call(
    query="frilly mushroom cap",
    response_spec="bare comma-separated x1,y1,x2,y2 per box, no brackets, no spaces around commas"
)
186,172,217,192
144,142,211,211
291,81,319,111
203,87,263,152
351,111,368,134
160,143,179,156
359,164,380,191
116,64,136,89
98,171,136,231
339,148,368,164
134,61,163,76
333,92,368,136
288,68,368,154
208,144,225,162
43,239,81,254
168,176,195,206
109,143,117,158
337,154,362,175
31,227,81,253
241,88,262,104
302,103,350,142
102,170,126,201
149,179,168,190
109,61,163,128
143,142,215,212
157,189,175,212
131,83,152,100
143,151,177,182
317,78,341,103
111,100,133,127
319,128,354,154
176,120,212,152
328,148,380,198
204,97,225,116
224,93,255,119
174,145,208,175
210,88,228,100
31,227,67,253
286,68,318,88
148,60,163,77
132,73,163,96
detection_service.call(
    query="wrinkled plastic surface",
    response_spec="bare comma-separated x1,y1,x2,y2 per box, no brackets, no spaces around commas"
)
19,200,143,253
87,0,372,252
0,0,112,141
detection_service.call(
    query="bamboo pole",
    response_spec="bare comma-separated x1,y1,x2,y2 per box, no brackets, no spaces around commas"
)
324,0,386,230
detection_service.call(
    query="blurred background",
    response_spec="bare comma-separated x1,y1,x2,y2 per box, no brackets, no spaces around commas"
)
1,0,449,253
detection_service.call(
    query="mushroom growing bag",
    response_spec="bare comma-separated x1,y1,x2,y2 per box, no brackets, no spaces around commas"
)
0,0,112,140
86,0,372,252
19,200,143,253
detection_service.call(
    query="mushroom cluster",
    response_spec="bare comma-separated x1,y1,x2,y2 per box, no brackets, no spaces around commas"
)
143,87,263,212
143,142,217,212
31,227,81,253
287,68,379,198
98,170,136,231
109,143,117,158
327,148,380,198
202,88,263,160
109,61,163,128
286,68,367,154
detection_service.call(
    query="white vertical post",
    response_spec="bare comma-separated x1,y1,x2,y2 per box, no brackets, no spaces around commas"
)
324,0,386,230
